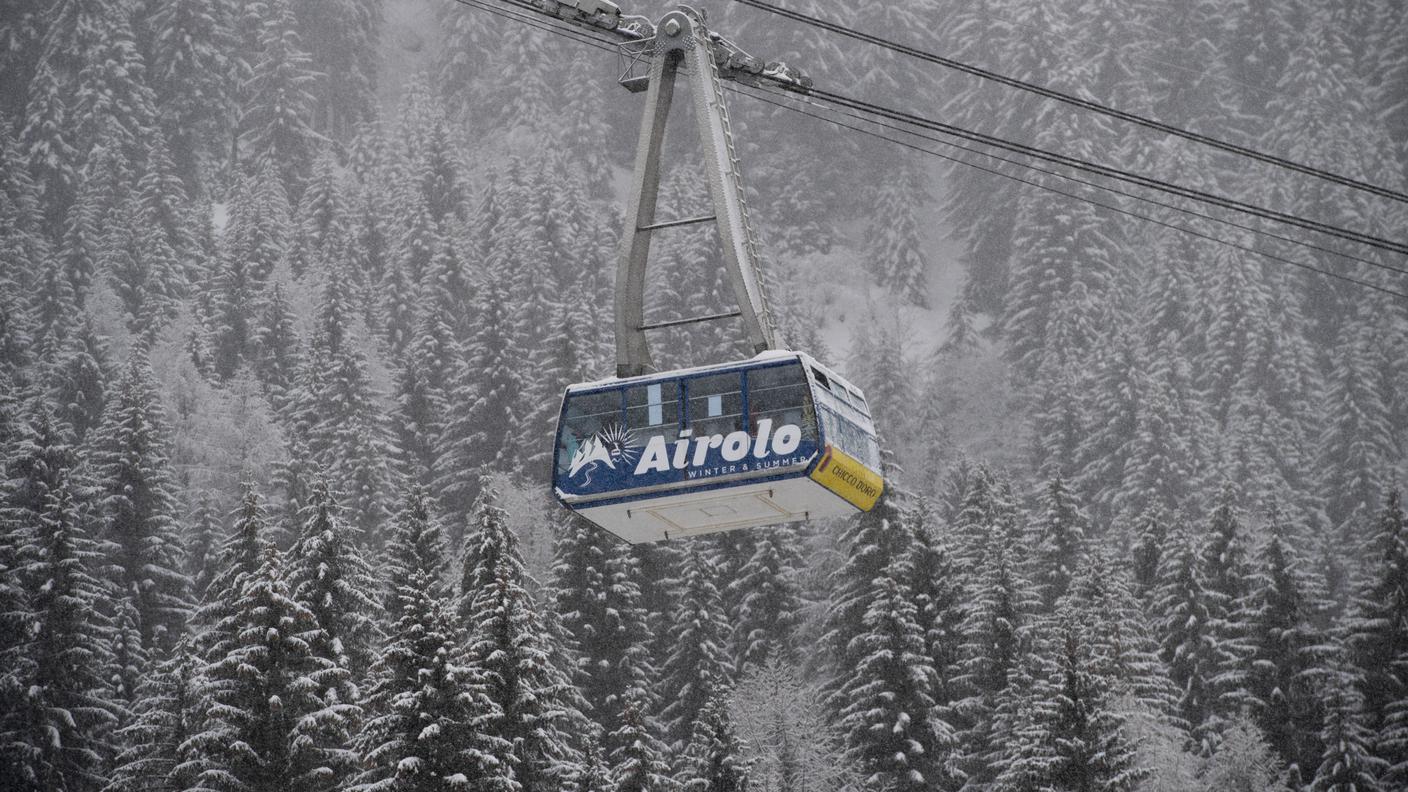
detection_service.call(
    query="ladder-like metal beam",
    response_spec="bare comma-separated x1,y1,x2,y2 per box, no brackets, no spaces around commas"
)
614,7,781,378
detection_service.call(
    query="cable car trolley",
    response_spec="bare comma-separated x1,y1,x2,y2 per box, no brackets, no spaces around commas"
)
540,2,884,542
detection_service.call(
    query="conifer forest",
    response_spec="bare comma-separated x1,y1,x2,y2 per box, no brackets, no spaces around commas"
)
2,0,1408,790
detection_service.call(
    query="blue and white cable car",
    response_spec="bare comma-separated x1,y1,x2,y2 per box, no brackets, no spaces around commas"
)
553,351,883,543
546,6,885,542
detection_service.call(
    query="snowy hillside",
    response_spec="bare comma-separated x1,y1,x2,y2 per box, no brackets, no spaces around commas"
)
1,1,1406,791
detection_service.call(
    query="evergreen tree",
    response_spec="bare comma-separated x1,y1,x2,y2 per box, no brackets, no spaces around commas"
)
1317,310,1395,530
287,481,382,687
836,564,953,792
106,596,148,737
90,355,191,653
460,487,574,790
679,691,752,792
1062,552,1178,718
1310,682,1384,792
105,638,202,792
726,528,803,673
864,173,929,307
237,0,323,190
1241,510,1329,781
1347,492,1408,755
0,480,116,792
607,694,676,792
659,545,732,752
1031,476,1088,609
187,545,357,792
951,532,1041,788
903,503,967,716
821,492,912,709
292,0,381,135
994,607,1148,792
147,0,237,187
47,319,110,445
434,277,522,528
1153,523,1221,754
351,487,513,792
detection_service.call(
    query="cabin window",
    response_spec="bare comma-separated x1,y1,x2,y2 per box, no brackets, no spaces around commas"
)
749,363,812,439
686,372,743,438
627,381,679,432
557,389,623,475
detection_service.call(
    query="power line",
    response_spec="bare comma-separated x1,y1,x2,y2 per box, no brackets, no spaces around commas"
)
805,85,1408,258
449,0,1408,299
731,0,1408,207
734,84,1408,301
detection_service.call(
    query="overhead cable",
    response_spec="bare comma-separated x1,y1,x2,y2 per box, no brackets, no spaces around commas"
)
805,86,1408,258
731,0,1408,206
735,85,1408,301
450,0,1408,299
746,85,1408,279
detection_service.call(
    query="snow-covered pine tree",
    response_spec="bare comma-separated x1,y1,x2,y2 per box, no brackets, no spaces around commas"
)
607,692,677,792
820,491,913,710
947,462,1021,571
251,281,301,404
725,527,803,674
904,501,966,718
659,544,732,753
679,688,752,792
460,486,576,790
0,478,116,792
1310,680,1385,792
573,541,657,757
434,276,521,530
298,278,397,541
836,563,953,792
146,0,237,187
46,318,110,445
1200,486,1255,729
951,530,1041,788
287,480,382,688
350,486,514,792
105,638,201,792
183,490,223,600
290,0,379,136
1060,551,1178,720
190,483,269,664
105,596,148,741
89,354,191,653
1346,492,1408,763
1317,308,1396,532
1190,715,1290,792
993,605,1148,792
1030,476,1088,609
1241,509,1330,782
1152,521,1222,754
1129,509,1166,603
863,173,929,307
187,544,357,792
237,0,322,191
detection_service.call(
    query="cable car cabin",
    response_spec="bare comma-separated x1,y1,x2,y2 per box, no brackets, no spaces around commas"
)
553,351,884,544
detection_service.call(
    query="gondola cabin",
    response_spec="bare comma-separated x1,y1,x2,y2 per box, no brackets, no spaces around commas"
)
553,351,884,543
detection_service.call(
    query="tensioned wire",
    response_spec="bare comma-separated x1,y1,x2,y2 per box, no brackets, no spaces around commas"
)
731,0,1408,207
444,0,1408,300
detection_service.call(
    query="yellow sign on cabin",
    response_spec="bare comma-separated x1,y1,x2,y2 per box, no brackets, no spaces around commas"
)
810,444,884,511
